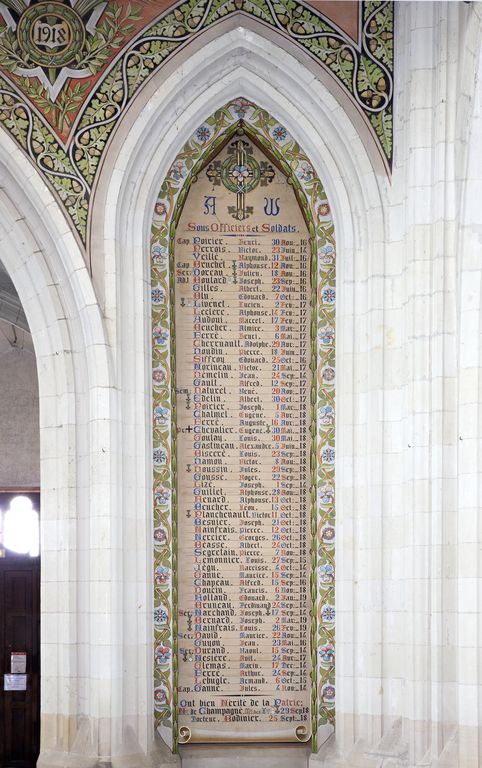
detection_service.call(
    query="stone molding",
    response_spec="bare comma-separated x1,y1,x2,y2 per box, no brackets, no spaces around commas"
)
0,1,393,243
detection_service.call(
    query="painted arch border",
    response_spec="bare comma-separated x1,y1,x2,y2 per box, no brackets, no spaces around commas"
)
150,98,336,752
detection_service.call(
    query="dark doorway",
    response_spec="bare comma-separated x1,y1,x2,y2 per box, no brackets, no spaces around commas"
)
0,492,40,768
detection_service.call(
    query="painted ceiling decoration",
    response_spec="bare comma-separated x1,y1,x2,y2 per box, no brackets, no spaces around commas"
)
0,0,393,245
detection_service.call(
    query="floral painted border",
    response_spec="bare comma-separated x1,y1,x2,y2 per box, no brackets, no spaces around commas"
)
150,98,335,752
0,1,392,244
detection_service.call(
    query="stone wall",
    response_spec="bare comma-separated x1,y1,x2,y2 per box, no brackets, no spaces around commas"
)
0,320,39,488
0,2,481,767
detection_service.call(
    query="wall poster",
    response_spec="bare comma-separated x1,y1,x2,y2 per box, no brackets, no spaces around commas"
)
175,135,312,743
151,100,336,754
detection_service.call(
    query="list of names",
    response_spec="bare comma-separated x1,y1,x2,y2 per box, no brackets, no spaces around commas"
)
176,139,312,742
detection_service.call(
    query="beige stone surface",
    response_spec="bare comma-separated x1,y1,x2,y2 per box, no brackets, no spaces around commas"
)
1,2,482,765
180,743,311,767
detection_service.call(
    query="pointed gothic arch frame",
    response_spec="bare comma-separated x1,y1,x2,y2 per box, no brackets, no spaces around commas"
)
89,23,388,763
150,99,336,752
0,13,394,766
0,124,119,765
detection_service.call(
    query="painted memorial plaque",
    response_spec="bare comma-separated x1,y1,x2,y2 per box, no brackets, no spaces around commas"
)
176,134,312,743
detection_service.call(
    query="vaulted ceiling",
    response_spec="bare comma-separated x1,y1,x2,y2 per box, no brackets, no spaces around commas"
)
0,259,28,332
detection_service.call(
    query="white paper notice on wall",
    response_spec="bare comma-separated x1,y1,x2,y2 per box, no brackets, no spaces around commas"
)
10,652,26,673
4,674,27,691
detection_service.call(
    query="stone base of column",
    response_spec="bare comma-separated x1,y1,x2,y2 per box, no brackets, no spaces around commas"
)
178,743,311,768
309,720,466,768
38,745,180,768
38,717,181,768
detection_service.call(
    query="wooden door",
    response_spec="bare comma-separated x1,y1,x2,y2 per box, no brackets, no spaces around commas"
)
0,493,40,768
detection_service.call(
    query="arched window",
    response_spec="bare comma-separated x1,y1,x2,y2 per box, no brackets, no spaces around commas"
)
0,494,39,558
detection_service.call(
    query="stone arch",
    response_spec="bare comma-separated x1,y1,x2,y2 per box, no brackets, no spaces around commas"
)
0,3,392,244
0,126,116,765
90,24,388,367
89,21,388,762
